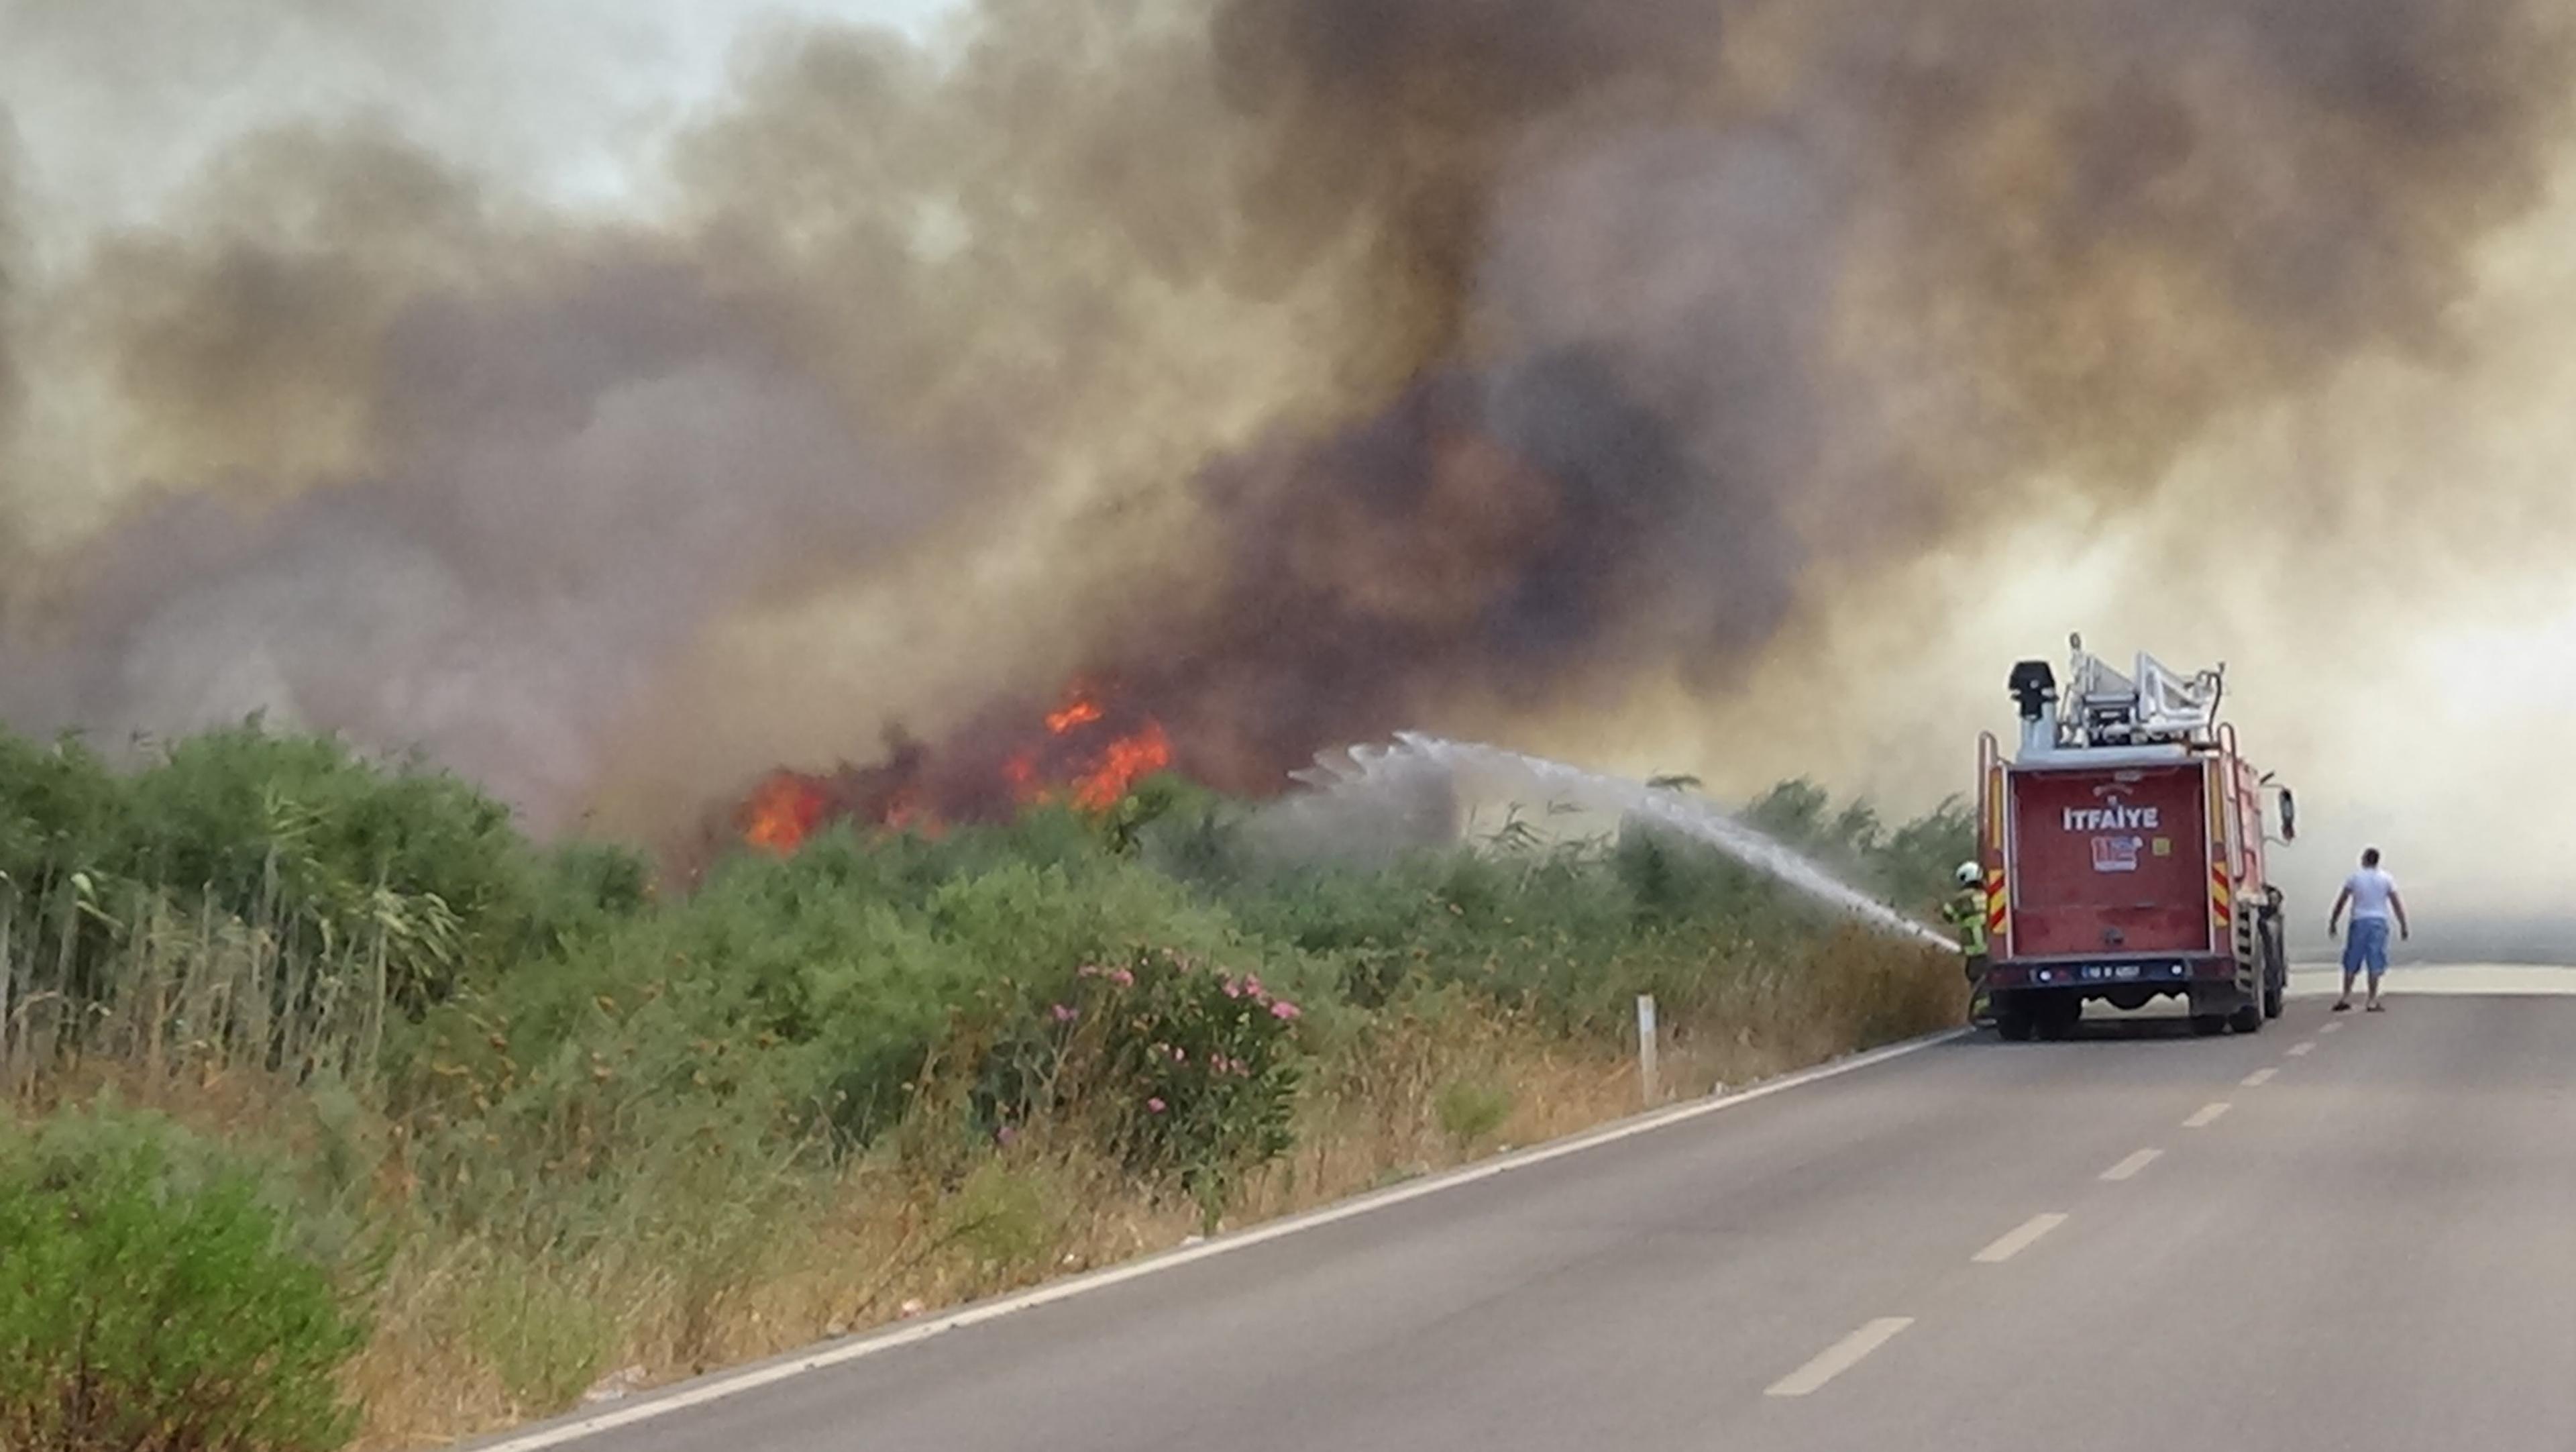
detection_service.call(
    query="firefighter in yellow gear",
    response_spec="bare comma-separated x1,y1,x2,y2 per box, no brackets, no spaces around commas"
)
1941,861,1995,1027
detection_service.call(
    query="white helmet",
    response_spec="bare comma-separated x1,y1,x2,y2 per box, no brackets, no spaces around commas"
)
1954,861,1981,888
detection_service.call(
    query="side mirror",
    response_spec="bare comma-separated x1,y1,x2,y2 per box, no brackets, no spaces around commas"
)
2277,787,2298,843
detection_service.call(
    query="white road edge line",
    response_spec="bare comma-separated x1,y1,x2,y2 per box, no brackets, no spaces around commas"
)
468,1027,1972,1451
2242,1068,2277,1087
2184,1101,2232,1129
2100,1148,2163,1182
1766,1318,1917,1397
2287,1041,2317,1057
1973,1212,2070,1264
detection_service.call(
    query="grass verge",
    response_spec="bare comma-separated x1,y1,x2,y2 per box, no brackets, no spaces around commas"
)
0,724,1967,1447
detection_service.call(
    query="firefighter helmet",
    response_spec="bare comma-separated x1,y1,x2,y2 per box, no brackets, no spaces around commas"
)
1954,860,1980,888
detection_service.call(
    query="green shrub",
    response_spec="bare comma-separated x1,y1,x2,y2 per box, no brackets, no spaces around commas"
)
1434,1077,1515,1148
1081,949,1303,1187
0,1112,367,1452
461,1265,618,1416
937,1161,1058,1271
117,725,541,1007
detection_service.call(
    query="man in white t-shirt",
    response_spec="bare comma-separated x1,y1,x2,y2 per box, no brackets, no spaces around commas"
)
2327,847,2410,1013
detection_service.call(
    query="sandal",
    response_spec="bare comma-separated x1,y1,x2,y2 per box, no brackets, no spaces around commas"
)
2331,1000,2353,1013
2365,1002,2386,1013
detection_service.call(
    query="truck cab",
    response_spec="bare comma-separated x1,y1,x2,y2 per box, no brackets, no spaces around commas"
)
1976,640,2294,1041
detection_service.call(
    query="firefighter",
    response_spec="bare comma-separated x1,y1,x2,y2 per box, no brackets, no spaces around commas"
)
1941,861,1995,1027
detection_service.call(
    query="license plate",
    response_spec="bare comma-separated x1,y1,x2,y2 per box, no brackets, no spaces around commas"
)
2080,964,2145,982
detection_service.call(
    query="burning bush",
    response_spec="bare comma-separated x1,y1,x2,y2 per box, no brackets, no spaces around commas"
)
725,684,1179,860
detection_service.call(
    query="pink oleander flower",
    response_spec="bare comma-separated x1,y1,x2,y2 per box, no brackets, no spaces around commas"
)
1146,1097,1167,1114
1051,1003,1079,1023
1270,1000,1301,1021
1110,968,1135,987
1221,978,1242,999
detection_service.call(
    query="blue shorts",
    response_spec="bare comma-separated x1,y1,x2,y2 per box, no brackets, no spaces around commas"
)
2343,917,2391,976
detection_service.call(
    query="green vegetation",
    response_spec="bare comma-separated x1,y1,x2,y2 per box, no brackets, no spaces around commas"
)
0,723,1966,1447
0,1108,371,1452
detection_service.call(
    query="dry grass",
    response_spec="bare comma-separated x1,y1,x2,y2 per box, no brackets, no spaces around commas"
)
5,725,1975,1449
339,941,1960,1449
341,1018,1619,1447
5,919,1958,1450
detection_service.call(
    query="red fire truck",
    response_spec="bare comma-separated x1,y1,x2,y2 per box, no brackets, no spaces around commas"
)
1975,638,2296,1041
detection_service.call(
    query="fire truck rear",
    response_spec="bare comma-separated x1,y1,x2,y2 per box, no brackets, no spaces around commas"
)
1974,639,2296,1041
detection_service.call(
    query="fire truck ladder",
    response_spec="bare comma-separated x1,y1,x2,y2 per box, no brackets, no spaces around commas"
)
2058,638,2224,751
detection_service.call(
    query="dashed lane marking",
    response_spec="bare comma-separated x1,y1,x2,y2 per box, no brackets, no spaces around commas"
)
1766,1318,1917,1397
2100,1149,2163,1182
1974,1212,2071,1264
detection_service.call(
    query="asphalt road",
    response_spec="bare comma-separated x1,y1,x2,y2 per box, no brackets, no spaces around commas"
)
488,968,2576,1452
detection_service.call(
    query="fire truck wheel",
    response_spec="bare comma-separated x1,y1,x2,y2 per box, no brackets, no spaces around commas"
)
1996,1002,2037,1042
2229,1002,2263,1035
2189,1014,2228,1037
2033,997,2082,1041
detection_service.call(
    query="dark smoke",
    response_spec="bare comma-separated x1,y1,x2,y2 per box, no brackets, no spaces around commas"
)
1124,355,1803,794
2,0,2571,842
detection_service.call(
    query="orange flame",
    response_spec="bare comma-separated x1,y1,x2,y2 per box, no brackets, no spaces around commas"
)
741,772,828,855
883,787,945,838
1072,720,1173,811
1016,687,1174,813
732,683,1173,858
1045,696,1106,733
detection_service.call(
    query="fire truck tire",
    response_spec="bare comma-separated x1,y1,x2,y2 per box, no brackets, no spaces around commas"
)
2229,1002,2263,1035
2261,975,2285,1020
2189,1014,2228,1037
2035,997,2082,1041
1996,1002,2037,1042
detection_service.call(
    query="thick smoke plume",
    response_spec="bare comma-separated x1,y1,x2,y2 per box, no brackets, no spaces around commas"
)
2,0,2571,847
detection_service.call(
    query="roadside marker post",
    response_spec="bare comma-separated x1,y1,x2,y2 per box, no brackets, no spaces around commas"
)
1638,994,1660,1104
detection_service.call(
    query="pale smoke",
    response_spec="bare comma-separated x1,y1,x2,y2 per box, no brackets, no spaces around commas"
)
0,267,937,828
